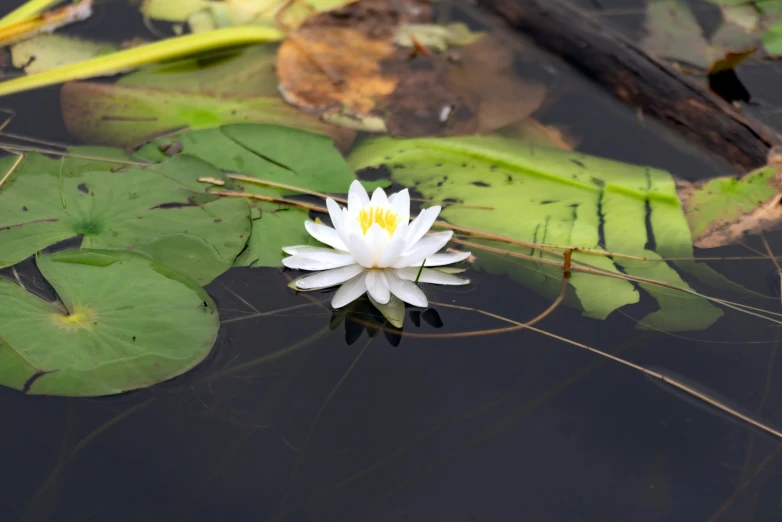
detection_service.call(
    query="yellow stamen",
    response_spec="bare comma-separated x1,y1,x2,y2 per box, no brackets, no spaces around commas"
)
357,206,399,236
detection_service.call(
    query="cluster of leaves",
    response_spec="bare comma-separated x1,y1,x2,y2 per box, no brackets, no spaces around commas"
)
3,118,781,396
0,123,361,397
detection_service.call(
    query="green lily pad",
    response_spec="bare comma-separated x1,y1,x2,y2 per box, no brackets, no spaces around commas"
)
0,151,251,284
0,249,218,397
60,81,346,148
349,135,726,331
138,124,371,267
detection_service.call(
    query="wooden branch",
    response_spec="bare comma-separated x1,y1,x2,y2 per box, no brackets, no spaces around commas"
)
476,0,782,171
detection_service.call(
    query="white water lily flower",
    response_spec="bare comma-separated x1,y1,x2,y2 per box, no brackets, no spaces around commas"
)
283,180,470,310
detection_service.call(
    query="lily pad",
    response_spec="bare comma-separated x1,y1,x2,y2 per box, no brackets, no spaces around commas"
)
349,135,726,331
0,249,218,397
137,124,363,267
60,81,349,149
0,151,251,284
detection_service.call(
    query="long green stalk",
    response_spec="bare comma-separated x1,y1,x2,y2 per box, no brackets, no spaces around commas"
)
0,0,62,29
0,26,284,97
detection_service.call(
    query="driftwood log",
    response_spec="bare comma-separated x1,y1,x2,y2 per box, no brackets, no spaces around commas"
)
476,0,782,172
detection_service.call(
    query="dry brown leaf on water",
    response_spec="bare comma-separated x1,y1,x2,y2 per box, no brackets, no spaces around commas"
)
277,27,397,132
276,10,546,136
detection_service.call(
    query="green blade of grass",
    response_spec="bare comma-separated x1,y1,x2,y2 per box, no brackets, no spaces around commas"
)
0,0,64,29
0,26,285,97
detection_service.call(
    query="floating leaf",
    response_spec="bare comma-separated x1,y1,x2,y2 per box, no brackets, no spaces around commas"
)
10,34,116,74
60,81,349,149
679,165,782,248
137,124,359,267
349,135,725,331
642,0,757,71
0,249,218,397
0,151,251,284
276,26,544,135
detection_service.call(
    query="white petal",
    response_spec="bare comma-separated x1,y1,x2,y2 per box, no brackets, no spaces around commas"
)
283,245,340,256
424,251,471,266
377,233,407,268
386,270,428,307
304,221,348,251
370,187,388,207
283,252,356,271
332,272,368,308
348,180,370,212
344,206,363,238
295,264,363,290
327,198,350,246
405,206,441,248
348,233,375,268
347,193,365,218
396,267,469,285
364,223,389,265
366,270,391,304
394,231,453,268
390,189,410,224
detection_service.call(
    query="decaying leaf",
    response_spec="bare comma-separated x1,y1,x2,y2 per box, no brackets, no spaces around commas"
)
0,0,93,46
277,22,545,136
394,23,484,52
11,34,116,74
277,27,397,132
678,163,782,248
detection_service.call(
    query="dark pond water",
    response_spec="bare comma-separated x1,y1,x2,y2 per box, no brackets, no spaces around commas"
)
2,1,782,521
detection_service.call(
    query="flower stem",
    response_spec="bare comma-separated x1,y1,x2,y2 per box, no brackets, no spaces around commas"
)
414,259,426,284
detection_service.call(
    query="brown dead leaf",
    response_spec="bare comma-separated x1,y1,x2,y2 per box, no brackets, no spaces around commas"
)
277,13,545,136
678,164,782,248
277,27,398,131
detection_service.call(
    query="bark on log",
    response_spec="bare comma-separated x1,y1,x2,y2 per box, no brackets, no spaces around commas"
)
476,0,781,172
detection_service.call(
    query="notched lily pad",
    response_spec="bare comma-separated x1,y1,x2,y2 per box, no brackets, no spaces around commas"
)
0,249,218,397
0,151,251,284
137,124,359,267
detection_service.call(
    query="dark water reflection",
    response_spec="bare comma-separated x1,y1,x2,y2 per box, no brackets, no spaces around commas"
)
1,1,782,521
